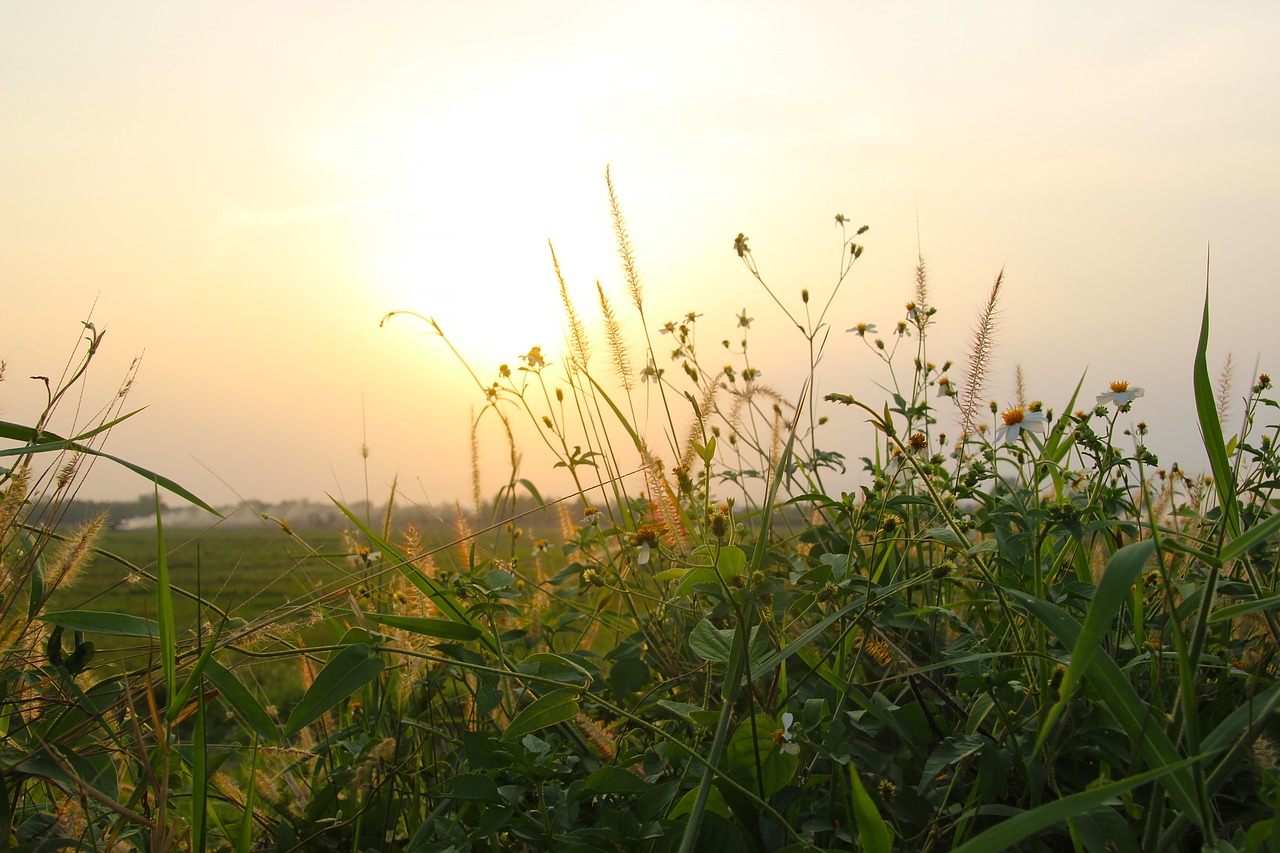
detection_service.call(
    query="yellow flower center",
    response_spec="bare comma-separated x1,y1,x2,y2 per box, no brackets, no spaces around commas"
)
1109,380,1129,392
1002,407,1026,426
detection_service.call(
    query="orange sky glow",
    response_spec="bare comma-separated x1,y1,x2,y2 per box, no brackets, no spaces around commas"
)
3,3,1278,512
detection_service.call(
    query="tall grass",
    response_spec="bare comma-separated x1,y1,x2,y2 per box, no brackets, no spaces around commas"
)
3,184,1278,851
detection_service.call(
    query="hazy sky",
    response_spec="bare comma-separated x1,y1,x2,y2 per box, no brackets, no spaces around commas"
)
3,3,1278,511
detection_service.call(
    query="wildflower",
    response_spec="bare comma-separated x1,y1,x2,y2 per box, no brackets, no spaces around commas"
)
773,712,799,755
520,346,546,370
936,376,956,397
878,779,897,806
723,365,736,383
659,321,677,335
736,309,753,328
997,405,1049,443
347,547,382,568
905,301,920,322
685,311,702,323
1255,373,1272,393
499,364,511,378
579,506,601,526
847,322,877,337
640,356,664,383
908,432,928,454
582,568,603,586
733,233,749,257
742,367,760,382
630,523,663,565
834,213,848,225
532,539,549,555
1097,380,1145,408
895,321,910,336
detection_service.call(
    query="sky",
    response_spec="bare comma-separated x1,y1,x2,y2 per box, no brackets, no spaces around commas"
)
2,2,1278,512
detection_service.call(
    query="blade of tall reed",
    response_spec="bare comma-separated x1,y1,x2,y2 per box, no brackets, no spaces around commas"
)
154,490,177,717
1035,539,1155,750
952,755,1205,853
1008,590,1205,824
1192,279,1240,540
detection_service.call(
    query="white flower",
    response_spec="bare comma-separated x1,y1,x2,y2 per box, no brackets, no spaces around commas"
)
996,406,1048,443
347,547,382,568
1097,380,1145,408
847,322,877,337
775,712,799,755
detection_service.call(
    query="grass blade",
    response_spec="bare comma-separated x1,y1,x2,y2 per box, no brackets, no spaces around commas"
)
155,490,177,717
1036,539,1155,749
283,643,384,738
1009,590,1204,824
1192,280,1240,539
952,756,1204,853
204,661,279,743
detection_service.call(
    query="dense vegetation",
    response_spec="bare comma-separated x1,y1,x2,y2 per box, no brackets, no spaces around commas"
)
2,183,1278,851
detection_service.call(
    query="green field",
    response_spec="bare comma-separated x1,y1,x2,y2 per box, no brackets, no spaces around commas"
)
54,527,353,629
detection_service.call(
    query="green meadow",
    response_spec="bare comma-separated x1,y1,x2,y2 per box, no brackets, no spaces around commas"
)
3,189,1279,851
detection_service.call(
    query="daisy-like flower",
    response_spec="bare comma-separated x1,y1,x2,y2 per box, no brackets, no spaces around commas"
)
774,712,799,755
936,376,956,398
997,405,1049,443
578,507,601,526
1097,380,1145,408
347,546,382,568
532,539,550,555
847,322,877,337
630,523,663,565
520,346,546,370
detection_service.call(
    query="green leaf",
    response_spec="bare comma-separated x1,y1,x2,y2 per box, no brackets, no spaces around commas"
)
362,611,482,641
1208,593,1280,625
1192,283,1240,539
847,758,893,853
688,620,770,670
725,713,798,798
669,784,731,819
204,661,279,743
673,567,721,597
926,527,967,549
167,620,225,723
283,644,384,737
717,545,746,578
1009,590,1204,825
39,610,157,638
1218,509,1280,566
952,757,1203,853
501,687,579,742
689,619,734,663
516,478,545,506
919,735,986,790
444,773,503,802
1037,539,1155,749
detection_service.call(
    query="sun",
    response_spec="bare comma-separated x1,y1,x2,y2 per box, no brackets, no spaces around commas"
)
348,75,628,374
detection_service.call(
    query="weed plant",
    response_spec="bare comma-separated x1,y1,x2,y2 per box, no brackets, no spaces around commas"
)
2,178,1279,851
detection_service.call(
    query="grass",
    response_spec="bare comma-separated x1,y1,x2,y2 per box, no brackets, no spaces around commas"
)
2,183,1279,851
